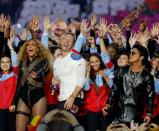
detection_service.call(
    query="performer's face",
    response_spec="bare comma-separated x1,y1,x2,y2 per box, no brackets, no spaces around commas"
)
61,34,74,52
129,48,142,63
54,29,65,37
89,56,101,71
107,46,117,60
0,57,11,72
87,36,95,44
27,40,38,57
151,58,159,70
117,54,129,67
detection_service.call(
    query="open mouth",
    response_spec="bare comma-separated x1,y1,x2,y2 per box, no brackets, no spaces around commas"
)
28,49,34,53
63,43,68,48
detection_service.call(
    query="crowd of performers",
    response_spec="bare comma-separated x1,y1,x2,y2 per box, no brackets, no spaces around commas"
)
0,14,159,131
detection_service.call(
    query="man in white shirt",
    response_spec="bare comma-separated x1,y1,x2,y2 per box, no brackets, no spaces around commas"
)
53,20,88,110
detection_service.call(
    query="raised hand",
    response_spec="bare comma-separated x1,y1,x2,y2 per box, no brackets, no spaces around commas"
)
98,18,109,38
4,15,11,29
0,14,6,32
80,19,88,35
151,23,159,38
43,16,50,33
10,26,16,39
7,38,14,50
28,16,40,32
90,15,97,30
137,29,150,48
129,33,137,48
7,26,15,50
4,15,11,38
19,29,28,41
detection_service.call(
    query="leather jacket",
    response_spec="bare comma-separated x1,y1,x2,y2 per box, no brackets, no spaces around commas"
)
20,58,49,89
13,57,49,105
107,66,155,123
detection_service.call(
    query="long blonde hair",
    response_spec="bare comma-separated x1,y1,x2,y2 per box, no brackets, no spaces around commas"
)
18,39,53,68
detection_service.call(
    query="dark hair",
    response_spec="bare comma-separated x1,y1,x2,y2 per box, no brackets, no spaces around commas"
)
81,53,89,61
47,120,73,131
36,109,84,131
48,38,58,46
117,50,129,60
89,53,107,87
132,45,151,71
89,53,106,70
107,44,118,60
49,45,60,55
107,44,118,52
64,32,76,43
0,55,12,77
153,49,159,58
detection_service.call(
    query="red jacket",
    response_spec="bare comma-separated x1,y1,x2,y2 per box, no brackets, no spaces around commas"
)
142,93,159,119
0,67,18,109
84,84,110,112
43,71,58,105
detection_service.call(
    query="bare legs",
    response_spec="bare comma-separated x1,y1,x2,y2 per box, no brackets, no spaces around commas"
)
16,97,47,131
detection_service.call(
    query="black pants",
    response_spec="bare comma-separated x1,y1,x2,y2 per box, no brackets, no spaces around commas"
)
0,109,16,131
47,104,57,112
57,101,65,109
57,101,85,127
86,111,112,131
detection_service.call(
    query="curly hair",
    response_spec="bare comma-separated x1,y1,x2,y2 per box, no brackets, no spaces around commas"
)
17,39,53,68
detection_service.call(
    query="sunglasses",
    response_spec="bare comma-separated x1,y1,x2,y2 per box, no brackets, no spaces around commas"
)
130,51,137,55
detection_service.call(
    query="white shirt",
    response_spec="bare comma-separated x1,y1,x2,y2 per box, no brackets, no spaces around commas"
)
53,52,86,101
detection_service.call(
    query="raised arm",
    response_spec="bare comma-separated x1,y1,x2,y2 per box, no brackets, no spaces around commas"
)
0,14,5,56
7,29,18,67
41,16,50,48
72,19,88,54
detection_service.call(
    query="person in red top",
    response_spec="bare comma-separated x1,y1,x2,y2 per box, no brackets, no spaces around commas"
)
43,70,59,112
0,36,18,131
83,53,114,131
